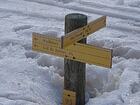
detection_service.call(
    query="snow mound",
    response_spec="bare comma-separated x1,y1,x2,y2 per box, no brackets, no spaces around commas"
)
113,47,140,59
25,51,39,59
116,0,124,5
13,25,33,32
37,55,64,76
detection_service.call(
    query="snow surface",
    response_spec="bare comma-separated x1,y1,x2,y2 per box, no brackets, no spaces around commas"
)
0,0,140,105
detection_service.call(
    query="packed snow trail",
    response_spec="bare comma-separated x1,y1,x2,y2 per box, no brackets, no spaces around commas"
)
0,0,140,34
24,0,140,22
79,1,140,15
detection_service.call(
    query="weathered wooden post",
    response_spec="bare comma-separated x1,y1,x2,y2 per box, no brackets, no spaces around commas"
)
64,13,87,105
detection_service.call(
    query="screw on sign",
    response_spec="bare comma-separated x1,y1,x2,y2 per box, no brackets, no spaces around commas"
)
63,90,76,105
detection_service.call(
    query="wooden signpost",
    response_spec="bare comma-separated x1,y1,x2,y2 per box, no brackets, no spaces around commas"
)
32,13,112,105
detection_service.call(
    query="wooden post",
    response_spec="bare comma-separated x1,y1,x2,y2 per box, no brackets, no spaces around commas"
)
64,13,87,105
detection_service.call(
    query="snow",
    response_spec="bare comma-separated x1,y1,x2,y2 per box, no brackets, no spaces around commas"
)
116,0,124,5
0,0,140,105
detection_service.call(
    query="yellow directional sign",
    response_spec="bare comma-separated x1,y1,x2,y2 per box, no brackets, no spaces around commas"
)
32,33,112,68
33,32,61,48
63,90,76,105
61,16,106,48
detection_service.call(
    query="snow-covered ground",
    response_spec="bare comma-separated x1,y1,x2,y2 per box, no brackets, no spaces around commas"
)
0,0,140,105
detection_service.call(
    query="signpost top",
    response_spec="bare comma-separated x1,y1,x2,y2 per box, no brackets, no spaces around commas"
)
65,13,87,20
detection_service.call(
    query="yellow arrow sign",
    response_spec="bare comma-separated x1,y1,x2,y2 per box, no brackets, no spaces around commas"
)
32,33,112,68
61,16,106,48
33,32,61,48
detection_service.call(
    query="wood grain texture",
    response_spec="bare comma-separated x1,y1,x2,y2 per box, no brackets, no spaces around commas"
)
64,13,87,105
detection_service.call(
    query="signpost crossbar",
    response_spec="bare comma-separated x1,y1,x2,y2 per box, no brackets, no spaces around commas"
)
32,33,112,68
